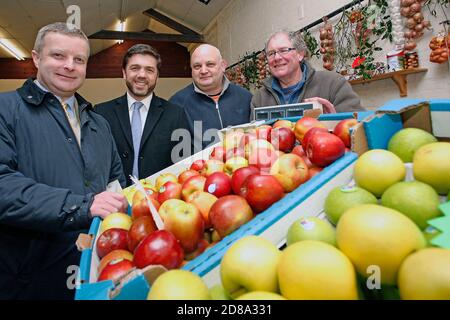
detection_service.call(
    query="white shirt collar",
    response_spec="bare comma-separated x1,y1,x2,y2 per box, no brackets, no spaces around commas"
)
127,92,153,111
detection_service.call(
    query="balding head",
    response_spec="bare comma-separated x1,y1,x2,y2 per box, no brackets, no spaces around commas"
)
190,44,226,95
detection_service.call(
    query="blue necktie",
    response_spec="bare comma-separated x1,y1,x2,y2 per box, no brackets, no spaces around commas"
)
131,101,144,178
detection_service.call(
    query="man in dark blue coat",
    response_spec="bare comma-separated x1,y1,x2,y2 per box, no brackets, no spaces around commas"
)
0,22,128,299
170,44,252,152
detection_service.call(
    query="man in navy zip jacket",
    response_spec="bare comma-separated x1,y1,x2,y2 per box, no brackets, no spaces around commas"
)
0,22,127,300
170,44,252,152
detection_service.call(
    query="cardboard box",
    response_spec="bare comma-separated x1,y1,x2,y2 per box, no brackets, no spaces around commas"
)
76,112,370,299
352,99,450,155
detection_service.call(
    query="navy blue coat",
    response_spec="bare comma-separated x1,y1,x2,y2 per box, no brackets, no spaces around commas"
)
169,79,252,150
0,79,125,299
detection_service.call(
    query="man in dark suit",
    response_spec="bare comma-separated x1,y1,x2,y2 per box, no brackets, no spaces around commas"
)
95,44,191,186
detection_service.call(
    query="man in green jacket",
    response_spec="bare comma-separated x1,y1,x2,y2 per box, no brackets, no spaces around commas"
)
251,30,364,117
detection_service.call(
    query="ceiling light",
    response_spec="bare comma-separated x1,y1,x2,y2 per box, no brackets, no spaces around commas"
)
0,39,25,60
117,20,125,44
198,0,211,4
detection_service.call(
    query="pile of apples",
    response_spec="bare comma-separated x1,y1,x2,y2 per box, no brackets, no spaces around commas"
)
94,116,359,285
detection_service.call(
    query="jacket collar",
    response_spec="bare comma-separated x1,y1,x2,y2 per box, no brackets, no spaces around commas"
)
193,75,231,97
17,78,93,112
262,60,316,92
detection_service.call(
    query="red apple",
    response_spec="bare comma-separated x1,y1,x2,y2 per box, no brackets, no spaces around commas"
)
256,125,272,141
231,165,260,196
163,201,205,253
241,174,284,213
291,145,306,158
97,258,134,282
301,127,328,150
178,169,200,184
302,155,314,169
273,119,294,130
204,171,232,198
184,239,209,261
306,131,346,167
131,186,160,221
155,173,178,191
133,230,184,270
294,117,327,143
98,249,133,275
270,153,309,192
131,197,160,221
247,147,278,174
157,181,182,204
209,146,226,162
269,127,296,152
333,118,358,147
96,228,129,259
190,159,206,173
127,216,157,252
181,175,207,201
209,195,254,238
186,190,218,228
308,166,323,179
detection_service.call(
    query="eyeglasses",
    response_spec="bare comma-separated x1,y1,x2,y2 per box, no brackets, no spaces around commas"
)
266,47,296,60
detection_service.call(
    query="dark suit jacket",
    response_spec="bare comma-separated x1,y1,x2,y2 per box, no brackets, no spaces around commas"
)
95,94,191,187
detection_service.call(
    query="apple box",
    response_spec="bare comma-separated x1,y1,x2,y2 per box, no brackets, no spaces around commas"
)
353,99,450,155
76,111,371,299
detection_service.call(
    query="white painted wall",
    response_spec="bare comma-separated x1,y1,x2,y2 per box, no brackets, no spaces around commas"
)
205,0,450,109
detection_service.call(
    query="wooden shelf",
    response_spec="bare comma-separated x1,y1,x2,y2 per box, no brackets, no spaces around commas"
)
349,68,428,97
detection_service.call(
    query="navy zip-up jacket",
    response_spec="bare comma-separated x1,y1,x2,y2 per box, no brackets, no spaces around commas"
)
0,79,125,299
170,78,252,151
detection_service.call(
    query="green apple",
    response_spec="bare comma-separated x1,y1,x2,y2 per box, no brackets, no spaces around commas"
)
147,270,211,300
286,217,336,246
220,236,281,299
388,128,437,162
324,186,377,224
236,291,286,300
381,181,442,229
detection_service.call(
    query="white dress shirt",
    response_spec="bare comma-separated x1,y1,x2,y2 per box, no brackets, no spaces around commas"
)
127,92,152,134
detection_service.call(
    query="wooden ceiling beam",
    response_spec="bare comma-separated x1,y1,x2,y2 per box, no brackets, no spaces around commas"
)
143,8,199,36
89,30,204,43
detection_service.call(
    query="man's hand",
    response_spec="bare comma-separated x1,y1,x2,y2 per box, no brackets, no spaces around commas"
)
90,191,128,219
303,97,336,114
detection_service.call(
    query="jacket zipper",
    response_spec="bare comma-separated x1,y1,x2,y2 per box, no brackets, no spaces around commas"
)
215,101,224,129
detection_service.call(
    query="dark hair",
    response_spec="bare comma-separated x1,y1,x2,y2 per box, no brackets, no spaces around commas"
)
122,44,162,73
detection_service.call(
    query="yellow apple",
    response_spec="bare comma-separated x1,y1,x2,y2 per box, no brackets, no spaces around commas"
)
220,236,281,299
270,153,309,192
236,291,286,300
278,240,358,299
158,198,185,221
147,270,211,300
186,190,218,228
155,173,178,191
99,212,132,234
163,200,205,253
224,156,248,175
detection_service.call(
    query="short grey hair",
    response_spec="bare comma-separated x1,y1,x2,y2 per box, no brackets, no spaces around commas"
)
33,22,90,55
264,30,310,59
